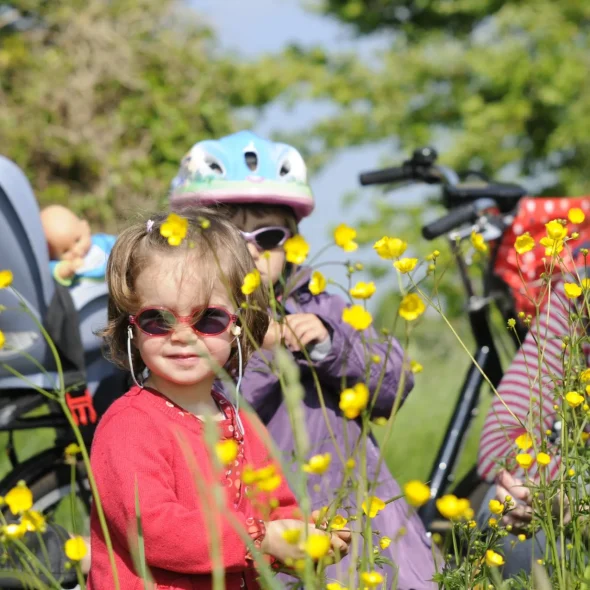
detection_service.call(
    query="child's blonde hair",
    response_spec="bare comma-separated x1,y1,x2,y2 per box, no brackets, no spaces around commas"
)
101,208,269,373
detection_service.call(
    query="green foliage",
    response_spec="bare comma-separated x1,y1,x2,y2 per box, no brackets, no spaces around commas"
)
0,0,307,230
300,0,590,195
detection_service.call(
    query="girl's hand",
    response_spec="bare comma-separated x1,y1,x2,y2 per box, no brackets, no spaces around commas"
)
261,520,349,564
262,319,283,350
495,470,532,534
283,314,329,352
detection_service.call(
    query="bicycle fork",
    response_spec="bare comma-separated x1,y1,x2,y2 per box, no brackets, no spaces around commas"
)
418,238,505,530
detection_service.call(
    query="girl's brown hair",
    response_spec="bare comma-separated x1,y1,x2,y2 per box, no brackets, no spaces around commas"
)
101,208,269,374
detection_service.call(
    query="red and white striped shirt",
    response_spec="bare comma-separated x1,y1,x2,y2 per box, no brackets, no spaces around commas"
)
477,279,589,483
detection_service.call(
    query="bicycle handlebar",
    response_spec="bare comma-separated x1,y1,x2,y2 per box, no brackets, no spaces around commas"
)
359,165,412,186
422,204,478,240
422,198,498,240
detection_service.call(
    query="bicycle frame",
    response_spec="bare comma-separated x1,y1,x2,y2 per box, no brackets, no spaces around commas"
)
418,222,520,530
359,147,529,530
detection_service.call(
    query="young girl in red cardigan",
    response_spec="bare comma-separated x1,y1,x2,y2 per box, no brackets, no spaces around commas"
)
88,209,349,589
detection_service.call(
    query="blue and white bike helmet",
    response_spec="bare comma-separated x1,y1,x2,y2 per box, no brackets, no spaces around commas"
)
169,130,314,221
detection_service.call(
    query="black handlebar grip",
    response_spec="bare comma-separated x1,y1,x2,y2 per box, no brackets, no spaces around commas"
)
422,204,477,240
359,166,410,186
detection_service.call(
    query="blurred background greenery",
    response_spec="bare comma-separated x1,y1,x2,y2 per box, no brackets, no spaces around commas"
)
1,0,589,484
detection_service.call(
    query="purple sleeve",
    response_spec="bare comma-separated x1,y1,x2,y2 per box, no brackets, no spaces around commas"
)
238,350,281,414
307,293,414,418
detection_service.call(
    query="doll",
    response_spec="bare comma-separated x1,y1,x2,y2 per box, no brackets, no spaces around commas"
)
40,205,115,286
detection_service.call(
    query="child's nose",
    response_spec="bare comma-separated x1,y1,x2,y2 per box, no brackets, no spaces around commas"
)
170,323,196,342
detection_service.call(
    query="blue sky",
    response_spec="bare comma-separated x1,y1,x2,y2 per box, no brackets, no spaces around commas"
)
192,0,397,291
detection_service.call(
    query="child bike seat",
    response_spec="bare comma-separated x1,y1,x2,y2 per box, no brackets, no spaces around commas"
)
0,155,114,393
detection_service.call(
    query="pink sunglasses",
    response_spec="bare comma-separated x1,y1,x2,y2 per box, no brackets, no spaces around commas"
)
239,226,292,251
129,306,237,337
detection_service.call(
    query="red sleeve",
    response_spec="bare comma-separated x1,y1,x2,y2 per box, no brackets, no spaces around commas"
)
91,407,252,574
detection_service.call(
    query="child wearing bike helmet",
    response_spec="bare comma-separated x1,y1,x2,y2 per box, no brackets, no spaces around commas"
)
170,131,439,589
89,209,350,589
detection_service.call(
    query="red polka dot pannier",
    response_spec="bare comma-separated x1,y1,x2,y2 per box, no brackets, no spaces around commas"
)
494,197,590,316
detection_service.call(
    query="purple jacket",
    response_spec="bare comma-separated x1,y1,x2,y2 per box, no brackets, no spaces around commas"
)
239,269,437,589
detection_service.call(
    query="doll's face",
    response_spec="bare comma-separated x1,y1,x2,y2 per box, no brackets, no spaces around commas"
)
41,206,92,261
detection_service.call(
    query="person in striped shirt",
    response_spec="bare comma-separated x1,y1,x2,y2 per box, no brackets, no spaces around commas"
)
476,278,585,576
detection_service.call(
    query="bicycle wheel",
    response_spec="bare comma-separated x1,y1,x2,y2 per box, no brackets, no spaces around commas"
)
0,447,92,538
28,462,91,537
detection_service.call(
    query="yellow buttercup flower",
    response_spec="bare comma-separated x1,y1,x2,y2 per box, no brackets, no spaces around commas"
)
241,270,261,295
539,236,564,257
471,231,488,253
334,224,358,252
22,510,46,532
339,383,369,419
345,458,356,469
394,257,418,274
326,584,347,590
581,369,590,382
257,474,282,493
342,305,372,331
515,433,533,450
582,279,590,291
516,453,533,470
488,499,504,515
362,496,386,518
566,391,584,408
2,523,26,539
5,482,33,515
0,330,5,349
0,270,13,289
564,283,582,299
65,536,88,561
514,233,535,254
404,480,430,507
281,529,301,544
410,360,423,374
160,213,188,246
485,549,505,567
305,533,331,559
215,439,239,466
360,571,384,588
399,293,426,322
64,443,81,457
435,495,471,520
284,235,310,265
349,281,376,300
569,208,585,224
536,452,551,466
309,271,327,296
379,536,391,550
242,463,282,492
330,515,348,530
303,453,332,475
545,219,568,241
373,236,407,259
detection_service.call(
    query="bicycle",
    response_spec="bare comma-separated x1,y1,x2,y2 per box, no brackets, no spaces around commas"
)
359,146,529,532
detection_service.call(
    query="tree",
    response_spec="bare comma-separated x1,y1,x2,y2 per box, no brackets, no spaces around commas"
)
0,0,304,229
294,0,590,194
275,0,590,318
